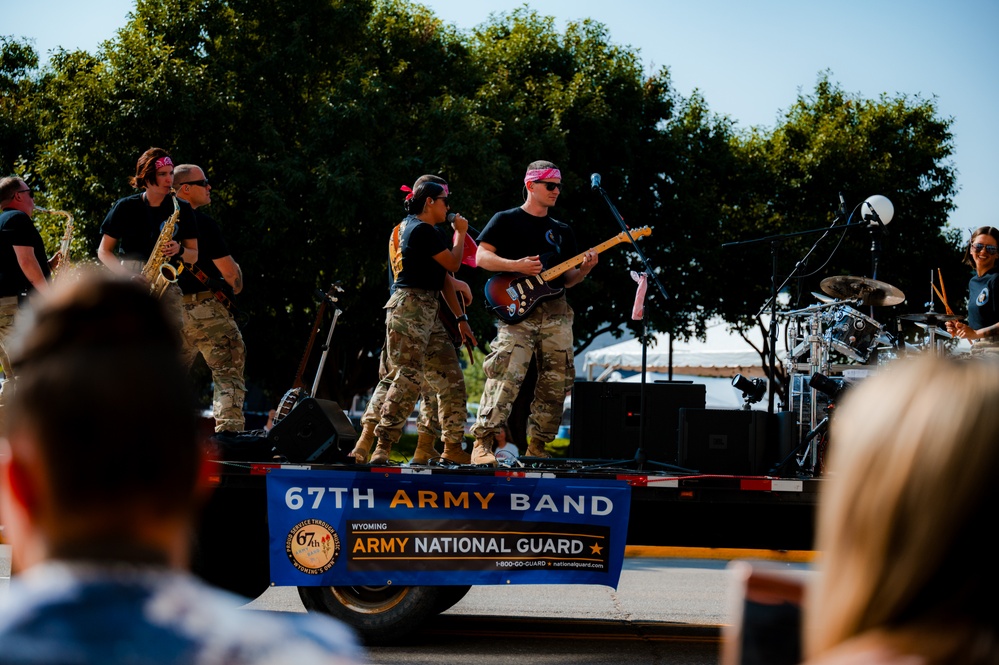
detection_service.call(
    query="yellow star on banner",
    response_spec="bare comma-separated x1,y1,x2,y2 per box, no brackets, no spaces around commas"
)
590,543,603,555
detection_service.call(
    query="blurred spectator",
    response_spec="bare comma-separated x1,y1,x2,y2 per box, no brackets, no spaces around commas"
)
0,270,364,664
802,355,999,664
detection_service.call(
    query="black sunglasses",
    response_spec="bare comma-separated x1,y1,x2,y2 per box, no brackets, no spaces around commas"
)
533,181,562,192
179,179,209,188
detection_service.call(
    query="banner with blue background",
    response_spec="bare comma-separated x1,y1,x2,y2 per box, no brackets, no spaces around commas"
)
266,470,631,588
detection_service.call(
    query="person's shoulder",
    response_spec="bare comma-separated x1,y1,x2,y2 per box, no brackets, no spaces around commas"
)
105,193,143,215
0,208,31,230
194,208,220,229
493,206,525,221
113,193,144,207
152,572,365,663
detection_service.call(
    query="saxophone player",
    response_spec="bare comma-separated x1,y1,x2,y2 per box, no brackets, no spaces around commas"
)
173,163,247,433
97,148,198,285
0,176,60,432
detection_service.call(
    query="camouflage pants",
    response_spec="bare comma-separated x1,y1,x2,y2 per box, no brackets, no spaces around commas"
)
471,297,574,445
180,296,246,432
374,288,466,446
0,299,19,432
362,348,447,440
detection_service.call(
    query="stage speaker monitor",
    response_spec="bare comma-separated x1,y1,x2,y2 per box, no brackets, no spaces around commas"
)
678,408,769,475
268,398,358,464
570,381,706,462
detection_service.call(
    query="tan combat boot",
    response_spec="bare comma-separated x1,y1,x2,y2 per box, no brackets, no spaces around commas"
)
410,433,440,465
471,437,497,466
368,439,393,465
348,421,376,464
525,437,551,459
441,439,471,465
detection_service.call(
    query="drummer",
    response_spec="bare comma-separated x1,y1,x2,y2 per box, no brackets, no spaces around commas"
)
945,226,999,354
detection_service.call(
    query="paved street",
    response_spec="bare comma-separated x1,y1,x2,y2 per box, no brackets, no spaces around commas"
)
3,544,813,664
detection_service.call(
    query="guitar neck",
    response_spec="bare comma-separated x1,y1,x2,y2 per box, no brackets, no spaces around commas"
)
540,233,631,281
290,302,328,390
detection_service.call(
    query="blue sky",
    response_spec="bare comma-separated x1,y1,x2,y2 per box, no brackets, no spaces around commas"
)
7,0,997,236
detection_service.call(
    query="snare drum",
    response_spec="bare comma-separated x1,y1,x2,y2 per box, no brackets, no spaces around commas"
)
826,307,883,363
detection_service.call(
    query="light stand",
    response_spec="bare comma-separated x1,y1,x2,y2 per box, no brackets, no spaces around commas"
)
863,194,894,318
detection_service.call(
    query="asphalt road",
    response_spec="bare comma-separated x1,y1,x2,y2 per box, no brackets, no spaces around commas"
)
242,554,814,665
2,545,813,664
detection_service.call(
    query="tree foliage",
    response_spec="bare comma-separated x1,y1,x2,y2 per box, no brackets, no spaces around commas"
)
1,5,959,412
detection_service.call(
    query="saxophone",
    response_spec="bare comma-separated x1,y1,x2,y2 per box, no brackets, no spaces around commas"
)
35,207,74,280
141,191,183,298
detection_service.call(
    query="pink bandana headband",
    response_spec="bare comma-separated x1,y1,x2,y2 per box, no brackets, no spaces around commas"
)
400,183,449,201
524,167,561,184
155,156,173,169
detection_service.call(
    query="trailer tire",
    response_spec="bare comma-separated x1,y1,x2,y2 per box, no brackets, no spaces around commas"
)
432,585,472,614
298,584,442,645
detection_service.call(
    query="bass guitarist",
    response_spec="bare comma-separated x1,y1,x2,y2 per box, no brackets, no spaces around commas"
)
469,161,597,465
173,163,247,433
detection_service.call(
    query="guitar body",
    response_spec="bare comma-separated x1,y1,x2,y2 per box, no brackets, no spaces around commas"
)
484,273,565,324
483,226,652,325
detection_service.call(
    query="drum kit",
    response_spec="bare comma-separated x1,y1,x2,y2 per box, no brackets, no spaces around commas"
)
782,275,960,472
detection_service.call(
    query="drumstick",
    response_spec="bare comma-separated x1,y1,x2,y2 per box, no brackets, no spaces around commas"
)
934,268,954,316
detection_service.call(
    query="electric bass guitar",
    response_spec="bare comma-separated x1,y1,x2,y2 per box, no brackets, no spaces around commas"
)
484,226,652,324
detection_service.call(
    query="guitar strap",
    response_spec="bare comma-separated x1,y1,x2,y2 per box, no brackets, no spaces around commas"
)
183,261,239,314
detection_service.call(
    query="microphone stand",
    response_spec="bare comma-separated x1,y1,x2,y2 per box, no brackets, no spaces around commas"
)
722,214,867,414
590,178,680,472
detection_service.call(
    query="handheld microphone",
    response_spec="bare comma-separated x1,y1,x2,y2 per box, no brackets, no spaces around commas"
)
838,192,846,216
446,212,457,224
590,173,601,190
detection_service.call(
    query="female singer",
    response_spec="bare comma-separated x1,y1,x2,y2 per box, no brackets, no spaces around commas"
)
364,175,474,465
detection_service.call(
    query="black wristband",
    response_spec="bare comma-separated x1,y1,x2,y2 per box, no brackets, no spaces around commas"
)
456,314,469,323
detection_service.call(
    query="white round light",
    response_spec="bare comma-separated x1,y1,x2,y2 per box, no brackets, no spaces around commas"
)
863,194,894,226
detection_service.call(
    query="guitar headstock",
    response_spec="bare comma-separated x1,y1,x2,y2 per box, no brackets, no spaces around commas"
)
621,226,652,243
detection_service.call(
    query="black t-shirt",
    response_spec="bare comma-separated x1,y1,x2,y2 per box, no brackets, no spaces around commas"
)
967,268,999,331
99,193,198,265
0,209,50,297
477,207,578,287
388,219,452,293
393,216,448,291
177,208,231,295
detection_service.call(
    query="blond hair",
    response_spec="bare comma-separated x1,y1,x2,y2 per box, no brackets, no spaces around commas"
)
805,355,999,663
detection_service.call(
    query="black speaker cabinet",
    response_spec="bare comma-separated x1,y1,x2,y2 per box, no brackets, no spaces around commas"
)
678,408,772,475
570,381,706,462
268,398,358,463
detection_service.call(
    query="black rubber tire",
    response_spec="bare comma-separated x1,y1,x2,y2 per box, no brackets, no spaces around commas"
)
431,585,472,614
298,584,443,645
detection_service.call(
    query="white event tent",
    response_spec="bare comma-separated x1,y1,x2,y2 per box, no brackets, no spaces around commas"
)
581,319,782,410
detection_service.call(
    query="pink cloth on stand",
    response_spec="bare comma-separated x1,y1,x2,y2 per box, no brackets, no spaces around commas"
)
631,271,647,320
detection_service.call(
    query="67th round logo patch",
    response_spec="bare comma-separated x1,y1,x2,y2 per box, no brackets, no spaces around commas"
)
285,519,340,575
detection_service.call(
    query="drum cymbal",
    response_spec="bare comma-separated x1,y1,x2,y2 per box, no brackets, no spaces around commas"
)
810,291,836,304
899,312,961,324
912,322,953,338
820,275,906,306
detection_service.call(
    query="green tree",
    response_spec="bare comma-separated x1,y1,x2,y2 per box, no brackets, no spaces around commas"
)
5,4,960,417
0,36,41,178
716,75,959,398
